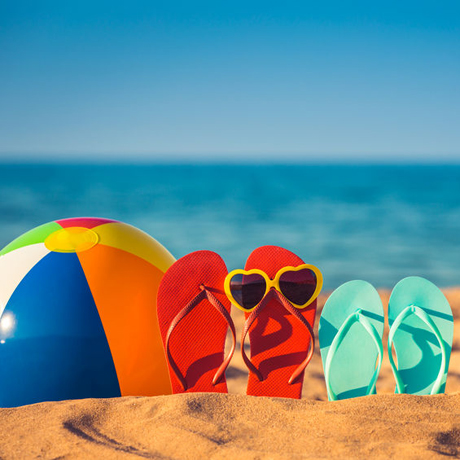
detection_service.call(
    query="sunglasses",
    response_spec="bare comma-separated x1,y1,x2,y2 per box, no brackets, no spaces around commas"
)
224,264,323,312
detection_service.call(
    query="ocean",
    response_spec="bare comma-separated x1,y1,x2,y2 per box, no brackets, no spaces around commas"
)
0,163,459,290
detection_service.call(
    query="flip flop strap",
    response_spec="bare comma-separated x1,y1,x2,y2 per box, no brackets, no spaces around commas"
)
388,305,447,395
165,286,236,391
324,309,383,401
241,289,315,384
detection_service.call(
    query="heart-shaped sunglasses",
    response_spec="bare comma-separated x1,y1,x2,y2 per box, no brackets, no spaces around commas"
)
224,264,323,312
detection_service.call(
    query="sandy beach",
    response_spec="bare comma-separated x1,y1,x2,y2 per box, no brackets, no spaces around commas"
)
2,0,459,455
1,288,460,459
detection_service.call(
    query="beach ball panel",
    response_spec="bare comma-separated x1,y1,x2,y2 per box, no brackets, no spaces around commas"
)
0,252,120,407
8,252,114,338
78,244,172,396
0,336,121,408
57,217,118,229
0,244,50,317
94,222,175,273
0,222,62,257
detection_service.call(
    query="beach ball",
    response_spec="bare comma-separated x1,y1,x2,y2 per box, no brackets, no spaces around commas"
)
0,217,175,407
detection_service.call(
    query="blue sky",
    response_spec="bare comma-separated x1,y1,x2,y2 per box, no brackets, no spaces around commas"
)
1,1,459,161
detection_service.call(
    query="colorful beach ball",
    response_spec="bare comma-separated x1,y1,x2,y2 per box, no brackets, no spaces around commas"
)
0,217,175,407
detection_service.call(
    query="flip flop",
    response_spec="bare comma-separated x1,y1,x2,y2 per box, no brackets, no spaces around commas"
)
157,250,235,394
319,280,384,401
388,276,453,395
238,246,318,399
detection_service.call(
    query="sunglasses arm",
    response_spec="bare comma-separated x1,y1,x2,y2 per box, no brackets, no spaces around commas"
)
283,300,315,384
240,299,267,382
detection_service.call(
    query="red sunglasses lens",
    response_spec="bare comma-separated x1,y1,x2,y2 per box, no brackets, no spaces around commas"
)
278,268,317,305
229,273,266,310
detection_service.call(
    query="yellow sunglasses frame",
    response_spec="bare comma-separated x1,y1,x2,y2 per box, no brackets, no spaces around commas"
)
224,264,323,312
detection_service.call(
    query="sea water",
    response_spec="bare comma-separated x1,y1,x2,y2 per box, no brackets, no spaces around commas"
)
0,163,459,290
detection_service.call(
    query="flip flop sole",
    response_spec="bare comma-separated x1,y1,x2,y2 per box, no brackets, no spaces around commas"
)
319,280,384,400
157,250,231,393
244,246,317,399
388,276,453,395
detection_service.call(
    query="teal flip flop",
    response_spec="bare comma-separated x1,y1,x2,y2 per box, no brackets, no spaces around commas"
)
388,276,453,395
319,280,384,401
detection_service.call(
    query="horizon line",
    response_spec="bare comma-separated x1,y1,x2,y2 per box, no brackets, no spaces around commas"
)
0,152,459,165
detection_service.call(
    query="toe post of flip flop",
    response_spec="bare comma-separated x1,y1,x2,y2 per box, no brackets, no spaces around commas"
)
388,276,453,395
157,250,236,394
319,280,384,401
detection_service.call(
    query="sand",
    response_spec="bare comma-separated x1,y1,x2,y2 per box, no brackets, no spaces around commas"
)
1,289,460,459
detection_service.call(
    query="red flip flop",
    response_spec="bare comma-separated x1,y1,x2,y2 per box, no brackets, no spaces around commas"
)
240,246,317,399
157,250,235,394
